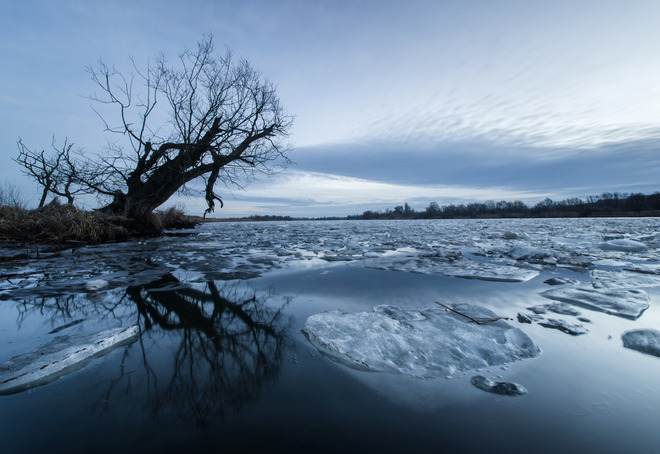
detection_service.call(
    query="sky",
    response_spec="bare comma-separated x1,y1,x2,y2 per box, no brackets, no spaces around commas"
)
1,0,659,217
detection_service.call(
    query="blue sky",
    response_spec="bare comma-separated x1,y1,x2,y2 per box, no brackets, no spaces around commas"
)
1,0,659,217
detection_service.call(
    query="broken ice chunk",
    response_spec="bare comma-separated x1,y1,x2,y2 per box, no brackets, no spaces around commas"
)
471,375,527,396
540,287,649,319
48,318,85,334
527,303,579,316
362,254,539,282
0,325,139,395
621,329,660,357
538,318,588,336
543,277,580,286
85,279,109,291
502,231,526,240
600,239,648,252
591,269,660,290
624,264,660,275
302,304,540,378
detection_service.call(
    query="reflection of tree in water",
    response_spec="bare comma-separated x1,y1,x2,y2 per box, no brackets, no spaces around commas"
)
125,274,289,428
14,274,289,430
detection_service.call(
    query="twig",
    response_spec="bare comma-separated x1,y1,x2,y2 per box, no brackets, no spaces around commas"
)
435,302,510,325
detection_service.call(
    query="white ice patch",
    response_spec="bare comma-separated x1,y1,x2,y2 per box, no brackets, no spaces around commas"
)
302,304,540,378
540,287,649,319
0,325,139,395
600,239,648,252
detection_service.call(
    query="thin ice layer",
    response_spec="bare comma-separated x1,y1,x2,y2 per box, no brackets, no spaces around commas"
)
302,304,540,378
0,325,139,395
540,287,649,319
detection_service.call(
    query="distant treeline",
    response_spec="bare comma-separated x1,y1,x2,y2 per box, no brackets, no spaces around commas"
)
347,192,660,220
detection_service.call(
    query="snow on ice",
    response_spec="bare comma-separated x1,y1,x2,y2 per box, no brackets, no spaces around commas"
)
302,304,540,378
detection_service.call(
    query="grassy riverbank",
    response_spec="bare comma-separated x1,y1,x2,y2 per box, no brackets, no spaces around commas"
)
0,201,198,245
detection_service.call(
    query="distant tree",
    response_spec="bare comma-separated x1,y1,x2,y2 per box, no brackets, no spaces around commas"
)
648,192,660,210
0,182,25,208
625,193,646,213
425,201,441,218
403,202,413,217
15,137,91,206
534,198,555,213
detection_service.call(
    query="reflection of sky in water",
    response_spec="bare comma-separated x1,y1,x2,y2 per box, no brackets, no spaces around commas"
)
0,218,659,452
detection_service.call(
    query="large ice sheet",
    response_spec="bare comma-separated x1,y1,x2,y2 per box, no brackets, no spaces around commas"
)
0,325,139,395
302,304,540,378
540,287,649,319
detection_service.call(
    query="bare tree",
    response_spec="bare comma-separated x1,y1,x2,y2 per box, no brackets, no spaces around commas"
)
82,34,293,222
15,137,88,206
0,182,25,208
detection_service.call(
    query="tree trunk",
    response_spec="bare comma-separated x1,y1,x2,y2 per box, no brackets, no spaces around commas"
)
38,184,50,208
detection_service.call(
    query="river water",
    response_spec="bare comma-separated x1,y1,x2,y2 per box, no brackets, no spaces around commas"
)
1,218,659,453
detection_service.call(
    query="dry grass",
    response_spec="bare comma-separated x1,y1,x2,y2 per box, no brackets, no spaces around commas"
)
155,206,199,230
0,202,200,246
0,201,129,245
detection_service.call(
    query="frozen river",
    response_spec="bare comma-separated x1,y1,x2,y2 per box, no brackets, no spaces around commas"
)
1,218,659,453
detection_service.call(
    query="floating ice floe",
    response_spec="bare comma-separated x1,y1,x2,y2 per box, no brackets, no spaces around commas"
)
528,302,581,316
501,231,528,240
624,264,660,275
638,233,660,246
363,254,539,282
538,318,588,336
85,279,109,291
0,325,139,395
439,260,540,282
540,287,649,319
507,246,557,265
590,269,660,289
600,239,648,252
471,375,527,396
621,329,660,357
302,304,540,378
517,313,539,324
556,255,595,271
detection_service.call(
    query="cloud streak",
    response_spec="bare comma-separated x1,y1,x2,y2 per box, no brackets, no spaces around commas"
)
175,170,553,218
289,135,660,197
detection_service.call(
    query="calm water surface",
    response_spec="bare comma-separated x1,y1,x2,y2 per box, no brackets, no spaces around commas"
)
1,219,659,453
